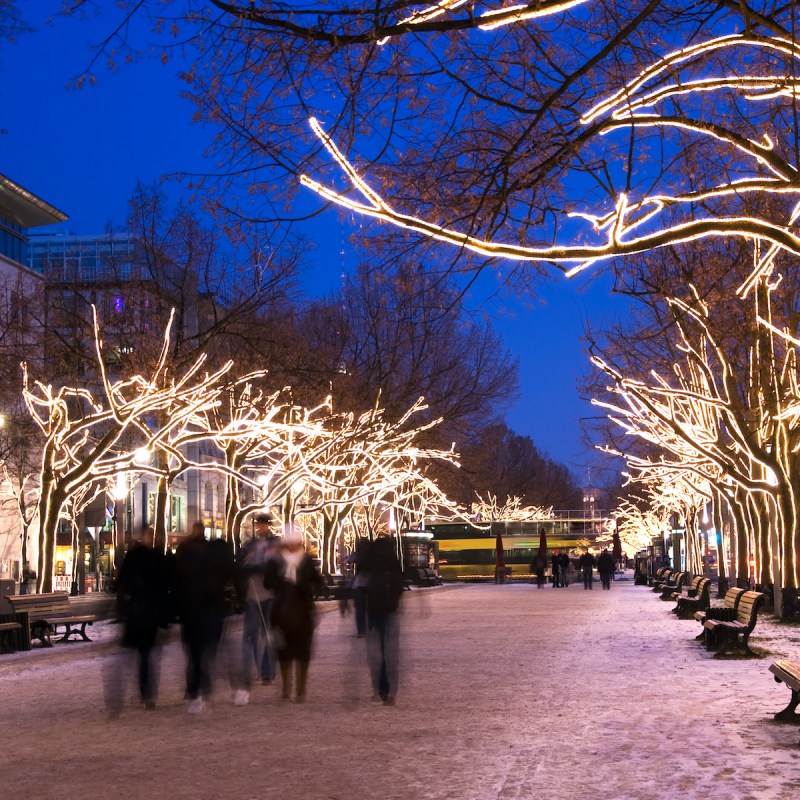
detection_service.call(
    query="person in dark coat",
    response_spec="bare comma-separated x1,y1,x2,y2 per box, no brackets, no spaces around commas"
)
114,524,169,709
263,526,323,702
558,551,571,587
578,550,596,590
350,536,371,637
597,549,615,590
363,536,405,705
175,521,235,713
551,551,562,588
531,553,547,589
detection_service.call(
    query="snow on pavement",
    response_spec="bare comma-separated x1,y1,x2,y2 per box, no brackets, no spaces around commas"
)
2,580,800,800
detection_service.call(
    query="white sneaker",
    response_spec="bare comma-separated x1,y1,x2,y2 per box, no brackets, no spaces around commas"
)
187,697,206,714
234,689,250,706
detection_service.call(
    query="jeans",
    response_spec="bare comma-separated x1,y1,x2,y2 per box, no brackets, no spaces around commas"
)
582,570,593,589
243,599,274,686
601,574,612,590
367,613,399,700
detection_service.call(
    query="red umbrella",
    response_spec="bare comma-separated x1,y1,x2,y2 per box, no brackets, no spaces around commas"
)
495,531,506,583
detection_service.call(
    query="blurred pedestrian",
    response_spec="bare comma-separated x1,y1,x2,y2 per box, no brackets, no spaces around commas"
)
264,526,323,702
531,552,547,589
364,536,405,706
107,524,169,714
175,521,235,713
351,536,371,637
551,551,562,588
578,550,596,590
234,513,277,706
558,551,571,588
597,549,615,590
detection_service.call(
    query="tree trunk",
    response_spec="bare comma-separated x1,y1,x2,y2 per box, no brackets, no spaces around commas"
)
36,463,65,593
225,471,241,550
153,475,170,551
712,491,728,595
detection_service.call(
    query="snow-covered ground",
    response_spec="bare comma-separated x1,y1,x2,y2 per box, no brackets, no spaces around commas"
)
2,578,800,800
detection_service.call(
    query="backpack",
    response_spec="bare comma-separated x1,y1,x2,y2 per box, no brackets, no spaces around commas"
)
367,569,404,615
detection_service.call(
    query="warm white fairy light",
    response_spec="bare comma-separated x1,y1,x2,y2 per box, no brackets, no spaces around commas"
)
472,492,553,526
301,33,800,281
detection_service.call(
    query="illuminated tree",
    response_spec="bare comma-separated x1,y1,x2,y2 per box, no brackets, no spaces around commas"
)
23,307,240,591
472,493,553,526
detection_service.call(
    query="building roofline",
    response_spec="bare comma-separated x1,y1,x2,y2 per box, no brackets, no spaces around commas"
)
0,172,68,228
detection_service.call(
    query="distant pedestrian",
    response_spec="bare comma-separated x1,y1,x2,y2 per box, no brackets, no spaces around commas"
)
364,536,404,706
175,521,235,713
551,551,562,588
597,549,615,590
113,524,170,710
578,550,596,590
234,513,277,705
531,553,547,589
264,526,323,702
558,552,571,588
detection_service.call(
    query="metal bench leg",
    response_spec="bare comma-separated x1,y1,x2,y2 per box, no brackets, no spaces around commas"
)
711,630,731,658
740,632,757,657
774,686,800,722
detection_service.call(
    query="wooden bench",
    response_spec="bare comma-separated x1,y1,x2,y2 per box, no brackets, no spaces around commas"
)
672,577,711,619
405,567,441,587
650,568,672,591
658,571,688,600
0,621,22,653
5,592,96,646
648,567,669,587
703,590,764,656
769,659,800,722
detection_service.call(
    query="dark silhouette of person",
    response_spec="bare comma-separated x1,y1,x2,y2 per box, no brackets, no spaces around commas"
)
531,553,547,589
597,549,615,590
175,521,235,713
578,550,596,590
551,551,562,588
350,536,371,637
364,536,405,705
558,551,571,587
115,524,169,708
263,526,323,702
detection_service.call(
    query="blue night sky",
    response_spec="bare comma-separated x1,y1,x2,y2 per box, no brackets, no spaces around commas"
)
2,5,624,481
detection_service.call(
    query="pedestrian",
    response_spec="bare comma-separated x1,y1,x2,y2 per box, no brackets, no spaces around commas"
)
558,551,571,588
264,526,323,702
351,536,371,637
234,513,277,706
364,536,404,706
578,550,596,590
175,521,235,713
113,524,170,710
551,551,562,588
531,552,547,589
597,548,615,590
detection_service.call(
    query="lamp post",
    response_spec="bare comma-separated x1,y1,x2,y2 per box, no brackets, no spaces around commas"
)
113,472,128,577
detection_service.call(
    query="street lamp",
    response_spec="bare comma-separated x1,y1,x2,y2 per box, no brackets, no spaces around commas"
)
113,472,128,575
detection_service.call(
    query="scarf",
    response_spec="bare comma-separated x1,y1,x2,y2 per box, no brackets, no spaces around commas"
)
281,548,305,584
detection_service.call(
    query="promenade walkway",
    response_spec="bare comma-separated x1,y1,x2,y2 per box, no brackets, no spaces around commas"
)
1,580,799,800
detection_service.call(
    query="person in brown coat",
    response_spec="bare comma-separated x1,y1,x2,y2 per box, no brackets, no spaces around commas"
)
263,526,323,701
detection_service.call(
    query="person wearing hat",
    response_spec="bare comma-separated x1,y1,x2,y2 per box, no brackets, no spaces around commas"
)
263,525,323,701
234,513,277,705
